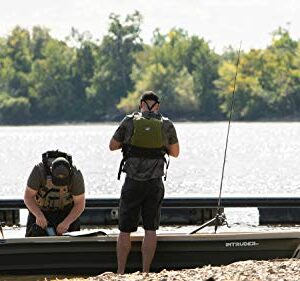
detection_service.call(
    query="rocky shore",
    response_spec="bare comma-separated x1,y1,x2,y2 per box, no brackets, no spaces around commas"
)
54,259,300,281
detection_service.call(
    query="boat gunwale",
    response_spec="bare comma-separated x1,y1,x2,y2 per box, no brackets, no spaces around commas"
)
2,230,300,244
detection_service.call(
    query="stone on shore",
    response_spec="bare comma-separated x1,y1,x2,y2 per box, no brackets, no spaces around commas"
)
56,259,300,281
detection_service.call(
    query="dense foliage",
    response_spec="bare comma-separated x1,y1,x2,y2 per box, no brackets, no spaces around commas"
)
0,12,299,124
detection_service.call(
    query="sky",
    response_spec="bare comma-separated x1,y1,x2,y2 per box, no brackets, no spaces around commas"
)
0,0,299,53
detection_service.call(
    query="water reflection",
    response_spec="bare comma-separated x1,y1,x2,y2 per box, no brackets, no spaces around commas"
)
1,122,300,197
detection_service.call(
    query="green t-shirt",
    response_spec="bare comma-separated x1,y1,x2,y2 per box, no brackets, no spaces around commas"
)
113,111,179,181
27,163,85,196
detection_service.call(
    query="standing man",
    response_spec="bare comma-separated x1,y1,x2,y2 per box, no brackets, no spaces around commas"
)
24,150,85,237
109,91,179,273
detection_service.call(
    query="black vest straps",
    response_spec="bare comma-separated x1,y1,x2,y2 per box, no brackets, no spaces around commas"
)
117,144,169,180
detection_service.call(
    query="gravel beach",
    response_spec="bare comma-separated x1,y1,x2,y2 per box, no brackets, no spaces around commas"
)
50,259,300,281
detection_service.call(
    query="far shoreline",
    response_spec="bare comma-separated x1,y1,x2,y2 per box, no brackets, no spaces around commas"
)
2,117,300,127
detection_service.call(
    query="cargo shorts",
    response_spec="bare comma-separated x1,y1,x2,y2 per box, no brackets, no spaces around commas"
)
118,177,165,232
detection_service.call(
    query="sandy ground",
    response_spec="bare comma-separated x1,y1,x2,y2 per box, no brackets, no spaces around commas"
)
74,259,300,281
13,259,300,281
73,259,300,281
2,259,298,281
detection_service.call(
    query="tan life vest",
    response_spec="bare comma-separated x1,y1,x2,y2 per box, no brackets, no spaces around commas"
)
35,175,73,210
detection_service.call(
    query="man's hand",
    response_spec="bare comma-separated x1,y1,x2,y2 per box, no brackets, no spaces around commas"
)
56,194,85,235
56,221,70,236
35,214,48,229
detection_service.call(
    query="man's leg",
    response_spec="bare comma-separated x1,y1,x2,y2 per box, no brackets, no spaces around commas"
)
118,178,143,273
142,230,157,273
141,179,164,273
117,231,131,274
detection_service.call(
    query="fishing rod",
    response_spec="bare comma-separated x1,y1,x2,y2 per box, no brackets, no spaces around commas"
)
214,41,242,233
190,42,242,235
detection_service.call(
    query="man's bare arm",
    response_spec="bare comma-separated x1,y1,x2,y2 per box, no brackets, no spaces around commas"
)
56,193,85,235
24,186,48,228
109,138,122,151
168,143,180,158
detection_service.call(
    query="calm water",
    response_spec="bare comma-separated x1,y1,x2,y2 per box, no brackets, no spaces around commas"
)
1,122,300,197
1,122,300,236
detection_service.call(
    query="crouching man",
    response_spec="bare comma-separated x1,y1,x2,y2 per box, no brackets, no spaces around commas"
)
24,150,85,237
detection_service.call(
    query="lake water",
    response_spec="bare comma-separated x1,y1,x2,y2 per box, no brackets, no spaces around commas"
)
1,122,300,235
1,122,300,197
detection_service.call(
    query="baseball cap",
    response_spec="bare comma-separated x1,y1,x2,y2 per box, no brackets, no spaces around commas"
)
51,157,71,186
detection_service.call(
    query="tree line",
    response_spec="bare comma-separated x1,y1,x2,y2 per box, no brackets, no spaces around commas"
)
0,11,299,125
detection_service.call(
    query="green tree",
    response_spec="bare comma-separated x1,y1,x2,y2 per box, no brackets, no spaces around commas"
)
31,26,51,60
87,11,143,119
29,38,76,121
119,28,219,119
261,27,300,116
67,28,97,120
216,28,300,120
0,95,31,124
1,26,32,99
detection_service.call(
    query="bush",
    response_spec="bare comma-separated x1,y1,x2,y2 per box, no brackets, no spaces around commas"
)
0,96,31,124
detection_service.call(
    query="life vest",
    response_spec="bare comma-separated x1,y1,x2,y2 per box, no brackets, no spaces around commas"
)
118,112,169,180
35,175,73,210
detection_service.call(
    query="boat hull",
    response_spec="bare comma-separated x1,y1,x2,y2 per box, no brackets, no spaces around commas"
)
0,231,300,275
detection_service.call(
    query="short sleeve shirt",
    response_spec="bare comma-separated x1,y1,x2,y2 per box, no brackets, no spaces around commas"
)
27,163,85,196
113,111,179,181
